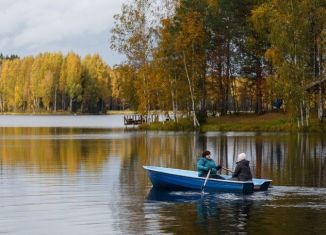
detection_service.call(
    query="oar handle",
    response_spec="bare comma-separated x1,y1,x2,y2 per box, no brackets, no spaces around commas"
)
201,169,211,192
222,167,234,173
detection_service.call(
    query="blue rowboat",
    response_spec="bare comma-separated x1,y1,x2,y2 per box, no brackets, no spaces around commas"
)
143,166,272,194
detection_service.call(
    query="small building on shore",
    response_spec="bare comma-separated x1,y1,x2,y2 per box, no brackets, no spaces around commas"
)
306,78,326,120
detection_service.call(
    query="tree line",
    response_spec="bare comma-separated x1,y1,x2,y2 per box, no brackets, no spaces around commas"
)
0,52,113,113
111,0,326,127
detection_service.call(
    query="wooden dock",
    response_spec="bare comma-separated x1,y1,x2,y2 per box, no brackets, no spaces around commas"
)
124,114,159,127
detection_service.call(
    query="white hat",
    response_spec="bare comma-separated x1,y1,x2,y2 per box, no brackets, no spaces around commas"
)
236,153,246,163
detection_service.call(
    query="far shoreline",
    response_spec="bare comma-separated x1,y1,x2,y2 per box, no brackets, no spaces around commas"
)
1,111,326,133
140,112,326,133
0,110,137,116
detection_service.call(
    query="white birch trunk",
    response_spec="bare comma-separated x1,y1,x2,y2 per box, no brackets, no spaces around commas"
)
183,51,199,127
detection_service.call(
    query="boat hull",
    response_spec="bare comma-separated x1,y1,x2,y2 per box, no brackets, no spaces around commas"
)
223,176,272,191
144,166,257,194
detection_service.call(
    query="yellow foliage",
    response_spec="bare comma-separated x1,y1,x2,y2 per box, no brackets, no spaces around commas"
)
265,48,281,66
251,3,271,32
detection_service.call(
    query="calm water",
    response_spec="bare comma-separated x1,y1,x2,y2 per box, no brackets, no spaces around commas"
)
0,115,125,128
0,116,326,234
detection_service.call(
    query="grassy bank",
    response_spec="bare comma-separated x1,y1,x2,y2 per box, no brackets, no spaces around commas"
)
106,110,136,115
139,118,195,131
201,113,294,132
141,112,326,132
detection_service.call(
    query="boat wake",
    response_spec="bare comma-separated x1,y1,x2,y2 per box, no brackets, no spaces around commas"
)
146,185,326,209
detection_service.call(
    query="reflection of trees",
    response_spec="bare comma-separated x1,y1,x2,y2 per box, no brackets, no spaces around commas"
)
218,136,229,174
3,128,325,187
139,132,326,187
284,134,326,187
0,127,111,174
144,192,255,234
198,134,207,153
255,137,263,178
117,131,206,234
119,132,202,196
195,197,253,233
145,188,326,234
261,134,324,187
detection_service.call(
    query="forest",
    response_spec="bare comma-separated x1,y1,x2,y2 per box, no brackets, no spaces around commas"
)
111,0,326,127
0,52,113,113
0,0,325,128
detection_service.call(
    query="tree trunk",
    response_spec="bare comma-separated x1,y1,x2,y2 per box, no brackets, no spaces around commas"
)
217,58,226,116
170,74,177,122
225,39,231,114
101,99,104,113
231,77,238,113
183,51,199,127
0,97,3,112
200,69,207,118
62,93,66,111
318,90,323,121
255,59,263,114
69,97,73,112
54,86,57,112
255,78,263,114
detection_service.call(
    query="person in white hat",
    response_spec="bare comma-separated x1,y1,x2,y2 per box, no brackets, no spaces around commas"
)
231,153,252,181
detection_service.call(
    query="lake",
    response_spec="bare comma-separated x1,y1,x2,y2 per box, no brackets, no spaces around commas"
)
0,115,326,234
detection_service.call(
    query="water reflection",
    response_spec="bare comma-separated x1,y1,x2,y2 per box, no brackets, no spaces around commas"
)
145,188,257,234
146,188,253,233
1,129,326,187
1,128,326,234
144,186,326,234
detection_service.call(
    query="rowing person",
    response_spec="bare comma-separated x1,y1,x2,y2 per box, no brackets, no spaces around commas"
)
197,150,224,179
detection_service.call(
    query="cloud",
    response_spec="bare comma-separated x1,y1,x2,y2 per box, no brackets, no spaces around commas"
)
0,0,125,65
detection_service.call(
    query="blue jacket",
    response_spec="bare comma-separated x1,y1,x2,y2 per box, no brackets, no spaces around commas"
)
196,156,221,177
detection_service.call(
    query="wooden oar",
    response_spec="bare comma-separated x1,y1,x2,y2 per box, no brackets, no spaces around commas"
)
201,169,211,192
222,167,234,173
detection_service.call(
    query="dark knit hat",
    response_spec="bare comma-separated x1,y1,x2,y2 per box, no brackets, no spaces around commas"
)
202,150,211,157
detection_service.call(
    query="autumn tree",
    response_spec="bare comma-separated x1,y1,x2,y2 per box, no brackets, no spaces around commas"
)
16,57,34,111
0,52,112,113
64,52,82,112
81,54,111,113
112,64,138,109
252,0,326,126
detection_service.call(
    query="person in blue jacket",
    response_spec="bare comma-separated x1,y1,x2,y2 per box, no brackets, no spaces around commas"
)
197,150,224,179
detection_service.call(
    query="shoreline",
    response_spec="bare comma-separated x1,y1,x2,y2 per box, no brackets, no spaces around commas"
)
0,110,136,116
141,112,326,133
1,112,326,133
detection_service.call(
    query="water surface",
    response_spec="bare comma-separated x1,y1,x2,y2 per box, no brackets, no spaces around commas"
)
0,117,326,234
0,115,125,128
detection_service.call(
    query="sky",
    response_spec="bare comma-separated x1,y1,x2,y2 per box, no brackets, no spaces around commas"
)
0,0,126,66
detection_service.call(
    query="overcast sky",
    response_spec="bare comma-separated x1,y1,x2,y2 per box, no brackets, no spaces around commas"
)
0,0,126,66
